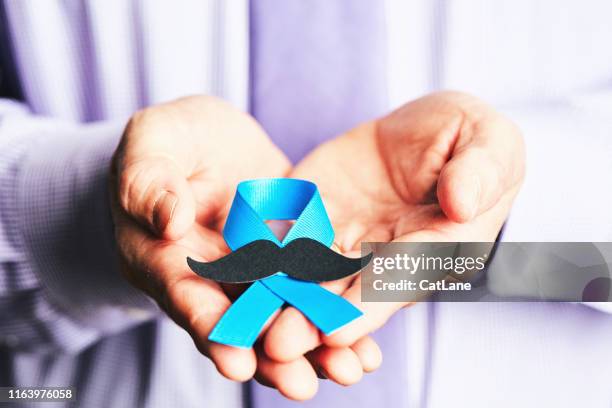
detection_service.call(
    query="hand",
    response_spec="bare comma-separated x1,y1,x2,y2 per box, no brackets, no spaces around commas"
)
263,92,525,367
109,96,381,400
109,96,292,381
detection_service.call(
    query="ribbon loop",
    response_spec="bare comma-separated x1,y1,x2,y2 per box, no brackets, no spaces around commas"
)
209,178,362,348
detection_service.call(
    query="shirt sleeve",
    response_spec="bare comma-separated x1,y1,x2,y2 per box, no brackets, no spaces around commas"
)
0,99,158,354
497,90,612,313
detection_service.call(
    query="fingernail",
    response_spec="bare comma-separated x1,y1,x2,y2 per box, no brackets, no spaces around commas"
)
153,191,178,235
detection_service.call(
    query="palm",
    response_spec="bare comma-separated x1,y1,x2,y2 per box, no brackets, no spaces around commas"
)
290,123,409,250
265,93,524,360
291,95,521,250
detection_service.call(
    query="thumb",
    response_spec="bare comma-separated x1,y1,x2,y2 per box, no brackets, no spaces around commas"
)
117,156,196,239
437,118,525,223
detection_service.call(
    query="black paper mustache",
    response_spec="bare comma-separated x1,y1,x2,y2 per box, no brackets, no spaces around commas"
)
187,238,373,283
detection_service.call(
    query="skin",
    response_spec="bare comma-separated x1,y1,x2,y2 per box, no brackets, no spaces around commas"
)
262,91,525,389
109,92,525,401
109,95,381,401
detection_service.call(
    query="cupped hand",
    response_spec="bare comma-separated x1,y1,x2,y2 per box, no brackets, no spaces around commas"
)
109,96,292,381
263,92,525,366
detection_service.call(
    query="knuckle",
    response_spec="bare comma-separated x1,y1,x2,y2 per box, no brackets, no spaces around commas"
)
117,167,135,211
120,161,156,219
421,143,450,170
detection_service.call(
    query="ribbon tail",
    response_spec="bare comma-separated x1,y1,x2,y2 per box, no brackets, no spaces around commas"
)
209,281,284,348
261,275,363,335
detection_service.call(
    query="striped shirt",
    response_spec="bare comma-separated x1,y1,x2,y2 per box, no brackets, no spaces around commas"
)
2,1,612,407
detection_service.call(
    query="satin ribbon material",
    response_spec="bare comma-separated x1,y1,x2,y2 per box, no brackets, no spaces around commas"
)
208,178,363,348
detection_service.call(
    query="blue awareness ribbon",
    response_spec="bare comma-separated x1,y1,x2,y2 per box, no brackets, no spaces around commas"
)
208,178,363,348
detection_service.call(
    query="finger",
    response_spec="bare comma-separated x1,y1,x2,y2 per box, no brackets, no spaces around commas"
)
350,335,383,373
169,275,257,381
318,231,406,348
117,155,196,240
323,276,408,348
332,223,368,254
255,352,319,401
117,219,256,381
263,272,356,363
437,116,525,223
263,306,320,363
306,346,363,386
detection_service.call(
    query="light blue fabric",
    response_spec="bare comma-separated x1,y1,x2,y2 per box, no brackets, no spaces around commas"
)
208,179,363,348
